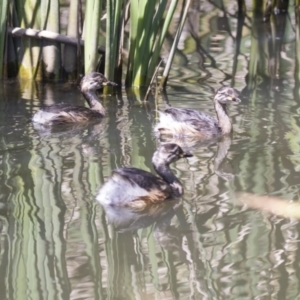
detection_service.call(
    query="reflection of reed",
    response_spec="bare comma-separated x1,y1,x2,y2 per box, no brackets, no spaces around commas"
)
1,141,71,299
33,127,108,299
0,81,115,299
100,199,214,299
248,3,291,90
115,91,132,167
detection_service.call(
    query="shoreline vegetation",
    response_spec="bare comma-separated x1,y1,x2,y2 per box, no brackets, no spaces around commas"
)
0,0,191,88
0,0,294,88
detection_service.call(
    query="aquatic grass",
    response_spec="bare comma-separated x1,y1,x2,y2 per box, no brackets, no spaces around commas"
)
84,0,102,74
125,0,180,87
146,0,179,84
2,0,189,87
14,0,43,79
296,2,300,94
0,0,8,79
159,0,191,88
252,0,266,15
231,0,245,86
105,0,124,82
0,0,293,89
248,3,267,90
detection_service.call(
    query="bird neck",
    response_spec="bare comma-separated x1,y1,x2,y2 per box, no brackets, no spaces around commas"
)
214,100,232,134
83,90,106,116
153,162,183,197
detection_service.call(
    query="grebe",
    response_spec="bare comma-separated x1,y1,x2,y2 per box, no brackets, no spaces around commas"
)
154,87,241,138
32,72,117,125
97,143,192,208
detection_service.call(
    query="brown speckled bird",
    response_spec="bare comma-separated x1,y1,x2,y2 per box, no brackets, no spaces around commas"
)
97,143,192,208
32,72,117,125
155,87,241,139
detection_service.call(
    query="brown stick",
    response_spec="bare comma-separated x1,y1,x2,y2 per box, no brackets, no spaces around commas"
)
7,27,105,54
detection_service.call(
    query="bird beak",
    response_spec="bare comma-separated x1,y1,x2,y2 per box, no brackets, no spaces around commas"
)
102,80,118,87
181,152,193,158
233,97,241,103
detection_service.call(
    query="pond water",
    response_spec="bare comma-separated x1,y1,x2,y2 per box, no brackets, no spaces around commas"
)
2,3,300,300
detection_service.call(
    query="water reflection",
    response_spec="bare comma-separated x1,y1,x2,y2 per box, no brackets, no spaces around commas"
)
214,135,235,181
2,2,300,300
101,200,181,233
0,83,299,299
2,77,300,299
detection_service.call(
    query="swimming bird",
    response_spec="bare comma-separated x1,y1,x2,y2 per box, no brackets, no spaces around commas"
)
97,143,192,208
154,87,241,139
32,72,117,125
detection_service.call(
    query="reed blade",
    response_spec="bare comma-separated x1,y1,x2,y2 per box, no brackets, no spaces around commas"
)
84,0,102,74
0,0,9,79
105,0,123,82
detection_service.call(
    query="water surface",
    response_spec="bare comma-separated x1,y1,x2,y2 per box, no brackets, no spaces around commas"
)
1,2,300,300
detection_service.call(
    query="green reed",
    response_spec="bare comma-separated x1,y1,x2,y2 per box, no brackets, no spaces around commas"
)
126,0,179,87
1,0,190,87
84,0,102,74
105,0,124,83
14,0,43,79
159,0,191,88
0,0,8,79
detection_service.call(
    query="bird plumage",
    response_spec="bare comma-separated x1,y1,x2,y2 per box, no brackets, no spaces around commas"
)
97,143,192,208
154,87,241,139
32,72,117,125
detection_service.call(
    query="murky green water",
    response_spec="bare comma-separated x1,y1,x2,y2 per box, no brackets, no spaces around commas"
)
2,3,300,300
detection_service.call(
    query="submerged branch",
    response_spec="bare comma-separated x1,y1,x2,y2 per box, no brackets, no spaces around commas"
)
237,193,300,219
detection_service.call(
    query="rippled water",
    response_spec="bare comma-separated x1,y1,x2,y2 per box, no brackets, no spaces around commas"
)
2,3,300,300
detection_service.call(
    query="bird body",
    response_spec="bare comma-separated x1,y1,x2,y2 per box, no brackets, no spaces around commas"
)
97,143,192,208
156,108,221,138
97,168,170,207
154,87,241,138
32,103,104,124
32,72,117,125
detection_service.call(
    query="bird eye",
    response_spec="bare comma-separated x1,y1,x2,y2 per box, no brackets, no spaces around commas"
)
176,149,184,156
